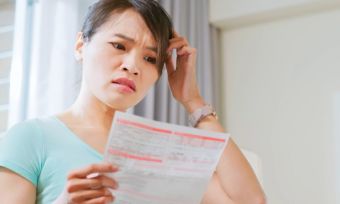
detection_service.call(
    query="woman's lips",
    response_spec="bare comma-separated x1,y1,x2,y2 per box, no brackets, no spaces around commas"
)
112,78,136,94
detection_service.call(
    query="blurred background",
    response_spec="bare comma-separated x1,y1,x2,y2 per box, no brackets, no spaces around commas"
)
0,0,339,203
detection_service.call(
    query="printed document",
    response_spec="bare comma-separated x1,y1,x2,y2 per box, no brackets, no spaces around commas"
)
104,112,230,204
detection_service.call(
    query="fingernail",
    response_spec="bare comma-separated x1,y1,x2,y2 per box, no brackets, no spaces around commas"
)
86,172,100,179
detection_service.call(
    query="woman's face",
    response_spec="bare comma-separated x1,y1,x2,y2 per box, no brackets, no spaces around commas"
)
76,9,160,110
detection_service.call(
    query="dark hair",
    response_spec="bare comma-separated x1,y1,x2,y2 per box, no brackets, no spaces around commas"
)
81,0,173,74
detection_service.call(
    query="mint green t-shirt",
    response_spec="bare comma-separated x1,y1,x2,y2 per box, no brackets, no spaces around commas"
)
0,117,103,203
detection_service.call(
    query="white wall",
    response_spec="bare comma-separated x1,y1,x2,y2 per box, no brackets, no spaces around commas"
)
210,1,340,204
210,0,340,29
210,0,316,20
335,93,340,203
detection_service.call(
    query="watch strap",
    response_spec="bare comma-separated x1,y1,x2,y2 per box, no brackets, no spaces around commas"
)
188,104,217,127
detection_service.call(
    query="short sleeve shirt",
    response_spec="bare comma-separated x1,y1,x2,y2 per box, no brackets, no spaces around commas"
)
0,117,103,203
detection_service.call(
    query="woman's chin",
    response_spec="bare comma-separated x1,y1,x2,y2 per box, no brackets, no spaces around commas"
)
102,92,144,111
104,99,136,111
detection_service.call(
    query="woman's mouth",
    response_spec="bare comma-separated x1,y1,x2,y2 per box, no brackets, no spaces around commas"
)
111,78,136,94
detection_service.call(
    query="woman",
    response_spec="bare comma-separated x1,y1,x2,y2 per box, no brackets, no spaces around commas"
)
0,0,266,203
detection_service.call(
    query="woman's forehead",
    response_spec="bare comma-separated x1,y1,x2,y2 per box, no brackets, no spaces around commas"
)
97,9,156,46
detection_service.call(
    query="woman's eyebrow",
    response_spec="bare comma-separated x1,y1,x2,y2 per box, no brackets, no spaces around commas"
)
114,33,157,53
114,33,134,42
147,46,157,53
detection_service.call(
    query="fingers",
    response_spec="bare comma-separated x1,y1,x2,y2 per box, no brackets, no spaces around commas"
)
177,46,196,56
69,188,114,203
166,31,195,75
167,31,196,57
67,176,118,193
68,163,118,179
83,195,114,204
64,163,119,204
167,37,189,52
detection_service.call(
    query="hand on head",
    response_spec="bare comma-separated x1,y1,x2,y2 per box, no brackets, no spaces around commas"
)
166,31,205,112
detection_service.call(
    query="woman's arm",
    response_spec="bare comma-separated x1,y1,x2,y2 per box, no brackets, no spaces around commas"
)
166,32,266,204
201,172,235,204
0,167,36,204
185,99,266,204
196,113,266,204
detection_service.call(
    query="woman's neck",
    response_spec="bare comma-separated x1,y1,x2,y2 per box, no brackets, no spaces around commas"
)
67,89,117,131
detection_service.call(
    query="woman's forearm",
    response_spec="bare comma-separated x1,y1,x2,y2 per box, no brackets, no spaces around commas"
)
196,115,266,204
201,172,236,204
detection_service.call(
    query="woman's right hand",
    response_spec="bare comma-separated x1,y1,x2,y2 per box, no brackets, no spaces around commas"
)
54,162,119,204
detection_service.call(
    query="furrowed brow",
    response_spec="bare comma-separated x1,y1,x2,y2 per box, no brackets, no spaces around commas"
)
114,33,135,42
114,33,157,53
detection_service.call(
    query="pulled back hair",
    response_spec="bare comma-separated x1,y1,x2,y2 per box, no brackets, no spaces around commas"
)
81,0,173,74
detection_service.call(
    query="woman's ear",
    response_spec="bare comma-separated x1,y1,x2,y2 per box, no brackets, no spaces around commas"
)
74,32,85,62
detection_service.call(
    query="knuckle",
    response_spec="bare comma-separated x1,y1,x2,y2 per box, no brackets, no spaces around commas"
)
67,171,76,179
100,188,108,196
90,179,101,189
96,176,104,183
66,182,74,193
99,197,107,203
89,164,97,170
98,175,106,183
68,194,77,202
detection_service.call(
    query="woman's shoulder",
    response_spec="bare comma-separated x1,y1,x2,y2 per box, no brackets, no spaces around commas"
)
2,116,58,141
5,118,41,136
0,118,56,187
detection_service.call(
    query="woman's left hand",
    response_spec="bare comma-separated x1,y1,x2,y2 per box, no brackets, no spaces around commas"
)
165,31,205,112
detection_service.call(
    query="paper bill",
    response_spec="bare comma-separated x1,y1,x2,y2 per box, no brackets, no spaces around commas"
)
104,112,229,204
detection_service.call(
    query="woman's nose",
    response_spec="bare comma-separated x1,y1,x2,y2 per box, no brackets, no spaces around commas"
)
121,53,140,76
121,67,138,75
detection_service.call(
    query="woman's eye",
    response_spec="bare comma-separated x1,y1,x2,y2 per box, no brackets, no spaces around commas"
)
144,56,157,64
111,42,125,50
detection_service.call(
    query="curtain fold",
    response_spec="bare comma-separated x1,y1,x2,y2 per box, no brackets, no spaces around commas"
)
8,0,34,127
8,0,221,127
8,0,82,127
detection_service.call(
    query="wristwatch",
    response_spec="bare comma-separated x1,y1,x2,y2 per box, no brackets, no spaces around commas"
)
188,104,217,127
